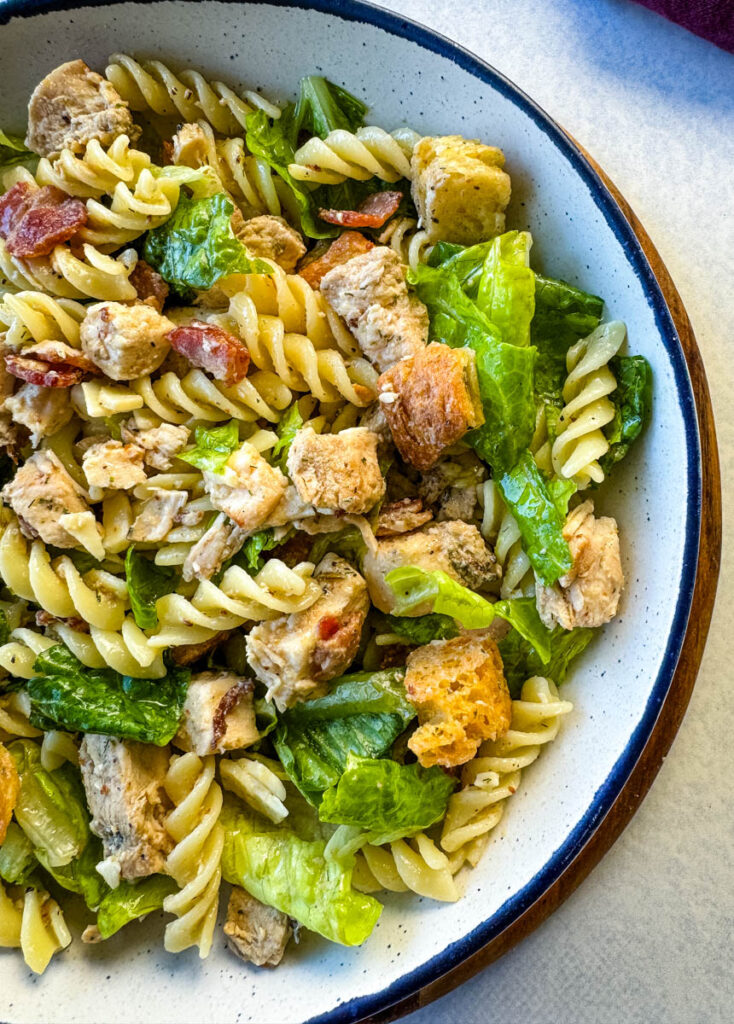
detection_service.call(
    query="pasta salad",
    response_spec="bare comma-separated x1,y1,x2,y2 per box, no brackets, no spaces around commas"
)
0,57,652,974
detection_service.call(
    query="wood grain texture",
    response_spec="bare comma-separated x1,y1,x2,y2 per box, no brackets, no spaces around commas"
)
363,156,723,1024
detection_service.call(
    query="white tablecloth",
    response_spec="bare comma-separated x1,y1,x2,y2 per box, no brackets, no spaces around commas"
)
372,2,734,1021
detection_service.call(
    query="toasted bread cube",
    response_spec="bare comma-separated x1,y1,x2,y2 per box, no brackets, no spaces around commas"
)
411,135,511,245
378,342,483,470
286,426,385,514
405,634,511,768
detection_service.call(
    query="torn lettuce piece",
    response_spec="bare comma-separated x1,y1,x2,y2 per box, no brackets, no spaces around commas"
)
498,623,594,698
220,796,382,946
124,548,177,631
600,354,653,475
95,875,178,939
153,163,223,198
271,402,304,473
532,274,604,408
27,647,190,746
0,821,38,885
385,567,552,663
318,754,456,845
273,669,414,806
373,612,459,645
8,740,88,869
475,230,535,347
43,828,109,910
179,419,240,475
292,75,367,139
498,451,573,585
143,192,272,300
0,129,36,169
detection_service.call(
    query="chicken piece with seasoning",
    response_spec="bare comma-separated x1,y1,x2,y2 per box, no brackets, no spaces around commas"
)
2,450,91,547
173,672,259,756
287,426,385,515
224,887,292,968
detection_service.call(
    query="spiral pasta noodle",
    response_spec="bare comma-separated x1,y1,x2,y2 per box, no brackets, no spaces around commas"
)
289,126,420,184
162,752,224,958
105,54,280,135
219,756,288,824
0,691,42,740
352,832,461,903
77,170,181,251
382,216,432,270
0,291,86,349
148,559,321,650
0,627,56,679
0,519,128,631
0,883,71,974
440,677,573,865
35,134,152,199
480,479,534,599
0,239,137,301
39,730,79,772
551,321,625,488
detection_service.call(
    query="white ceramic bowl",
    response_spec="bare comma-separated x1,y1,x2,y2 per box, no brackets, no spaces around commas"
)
0,2,701,1022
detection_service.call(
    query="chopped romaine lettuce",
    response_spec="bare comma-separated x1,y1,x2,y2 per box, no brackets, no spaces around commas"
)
124,548,177,630
95,876,177,939
476,230,535,347
143,192,272,300
44,828,109,910
308,526,366,568
27,647,190,745
220,796,382,946
292,75,367,138
0,821,37,885
498,451,573,585
498,623,594,697
236,529,291,573
179,420,240,475
153,163,222,198
273,669,414,805
0,607,8,647
8,741,88,868
600,355,653,474
271,402,304,473
385,568,552,663
0,129,36,169
532,274,604,408
374,612,459,645
319,754,456,845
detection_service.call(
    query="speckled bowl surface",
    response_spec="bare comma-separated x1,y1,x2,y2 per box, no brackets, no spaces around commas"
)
0,2,700,1023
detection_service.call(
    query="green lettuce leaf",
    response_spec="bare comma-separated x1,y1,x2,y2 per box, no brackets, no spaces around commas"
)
245,109,336,240
292,75,367,138
532,274,604,408
600,354,653,474
319,754,456,845
153,163,223,198
273,669,414,805
498,623,594,697
271,402,304,473
44,828,109,910
233,528,292,573
0,607,9,647
428,239,489,295
385,568,552,663
179,420,240,475
220,796,382,946
124,548,176,630
308,525,366,568
374,612,459,645
27,646,190,745
409,263,536,474
8,741,88,868
498,451,573,585
0,821,38,884
0,129,36,169
95,875,177,939
143,192,272,300
476,230,535,347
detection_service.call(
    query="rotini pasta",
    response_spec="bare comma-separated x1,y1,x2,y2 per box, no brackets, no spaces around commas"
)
35,133,152,199
551,321,625,488
0,691,42,740
39,730,79,772
162,752,223,958
0,291,87,349
105,54,280,134
0,519,128,630
0,883,71,974
480,479,534,599
440,677,573,863
219,756,288,824
77,170,181,251
382,216,432,270
353,832,461,902
0,239,137,301
148,559,320,649
289,126,420,184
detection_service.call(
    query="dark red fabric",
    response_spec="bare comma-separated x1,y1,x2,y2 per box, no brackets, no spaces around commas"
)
633,0,734,52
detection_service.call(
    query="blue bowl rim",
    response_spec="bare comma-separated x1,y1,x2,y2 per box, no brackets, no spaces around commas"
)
0,1,703,1022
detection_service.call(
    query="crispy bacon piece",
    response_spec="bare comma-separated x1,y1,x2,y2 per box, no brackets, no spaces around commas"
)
318,191,403,229
167,322,250,386
0,183,88,258
298,231,374,289
4,339,96,389
129,259,169,313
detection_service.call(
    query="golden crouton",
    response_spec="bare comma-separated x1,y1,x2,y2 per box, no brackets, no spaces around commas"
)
0,742,20,844
378,342,484,470
411,135,511,245
404,634,511,768
286,426,385,514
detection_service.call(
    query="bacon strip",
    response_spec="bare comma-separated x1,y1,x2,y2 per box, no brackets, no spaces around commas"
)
318,191,403,229
167,322,250,386
129,259,169,313
23,340,97,373
4,353,83,388
298,231,374,289
0,183,88,259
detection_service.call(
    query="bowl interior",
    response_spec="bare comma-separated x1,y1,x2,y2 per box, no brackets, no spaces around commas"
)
0,3,699,1023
